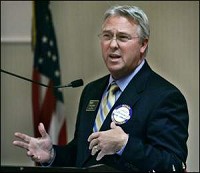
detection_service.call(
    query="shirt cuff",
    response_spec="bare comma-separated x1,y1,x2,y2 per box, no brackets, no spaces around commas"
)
116,134,129,155
116,144,126,155
41,148,56,167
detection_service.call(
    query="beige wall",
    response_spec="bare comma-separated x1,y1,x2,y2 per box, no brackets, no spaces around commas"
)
1,1,199,172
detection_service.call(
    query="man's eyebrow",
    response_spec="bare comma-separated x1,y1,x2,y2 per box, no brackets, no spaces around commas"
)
102,30,129,34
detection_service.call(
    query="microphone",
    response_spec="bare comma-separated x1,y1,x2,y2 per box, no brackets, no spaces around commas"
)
55,79,83,88
1,69,84,88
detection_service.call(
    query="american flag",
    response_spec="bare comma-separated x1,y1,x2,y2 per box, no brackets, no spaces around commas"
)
31,1,67,145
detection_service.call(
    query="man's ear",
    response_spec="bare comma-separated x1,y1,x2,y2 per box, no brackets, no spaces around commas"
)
140,38,148,54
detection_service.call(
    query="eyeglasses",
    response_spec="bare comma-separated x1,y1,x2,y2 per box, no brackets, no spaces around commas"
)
98,32,139,43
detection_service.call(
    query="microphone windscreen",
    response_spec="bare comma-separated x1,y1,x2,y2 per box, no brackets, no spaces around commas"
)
71,79,84,88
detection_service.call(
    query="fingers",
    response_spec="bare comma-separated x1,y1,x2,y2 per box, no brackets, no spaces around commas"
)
13,140,29,150
27,150,33,156
91,144,100,156
31,154,41,161
110,121,116,129
13,132,31,150
27,148,41,163
89,136,100,156
88,138,99,150
27,150,38,159
38,123,48,138
88,132,101,156
30,154,41,162
91,145,105,161
88,132,99,142
14,132,31,143
96,150,105,161
88,124,123,161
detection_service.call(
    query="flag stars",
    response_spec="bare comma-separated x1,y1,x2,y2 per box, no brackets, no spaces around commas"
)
49,40,54,47
55,70,60,77
52,55,57,61
42,36,48,43
47,51,52,58
38,58,43,64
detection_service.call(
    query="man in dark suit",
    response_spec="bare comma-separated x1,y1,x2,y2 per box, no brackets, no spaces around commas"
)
13,5,189,172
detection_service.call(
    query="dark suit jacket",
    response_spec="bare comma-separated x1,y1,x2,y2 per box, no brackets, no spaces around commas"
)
52,61,189,172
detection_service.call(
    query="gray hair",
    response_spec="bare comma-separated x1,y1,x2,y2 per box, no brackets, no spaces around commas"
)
103,5,150,56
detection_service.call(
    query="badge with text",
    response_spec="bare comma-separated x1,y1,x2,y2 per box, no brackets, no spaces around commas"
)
111,104,132,124
86,100,99,111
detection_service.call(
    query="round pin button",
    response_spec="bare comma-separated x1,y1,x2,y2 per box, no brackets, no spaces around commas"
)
111,104,132,124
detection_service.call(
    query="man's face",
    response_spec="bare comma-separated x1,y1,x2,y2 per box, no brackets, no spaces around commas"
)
100,15,148,79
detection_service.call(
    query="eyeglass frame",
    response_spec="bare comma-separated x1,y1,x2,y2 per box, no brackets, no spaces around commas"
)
98,31,139,43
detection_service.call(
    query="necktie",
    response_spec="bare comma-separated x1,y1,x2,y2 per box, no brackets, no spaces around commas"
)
93,82,119,132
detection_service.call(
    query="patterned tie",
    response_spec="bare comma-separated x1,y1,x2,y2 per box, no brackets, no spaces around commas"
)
93,82,119,132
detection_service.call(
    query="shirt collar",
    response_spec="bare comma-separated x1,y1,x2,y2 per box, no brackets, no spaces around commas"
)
108,59,145,92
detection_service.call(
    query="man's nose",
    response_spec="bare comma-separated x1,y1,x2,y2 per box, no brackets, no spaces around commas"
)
109,36,119,47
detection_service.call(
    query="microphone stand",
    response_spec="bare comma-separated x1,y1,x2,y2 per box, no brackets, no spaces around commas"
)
0,69,83,88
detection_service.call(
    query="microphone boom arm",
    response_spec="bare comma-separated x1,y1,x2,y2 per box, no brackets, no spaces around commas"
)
0,69,83,88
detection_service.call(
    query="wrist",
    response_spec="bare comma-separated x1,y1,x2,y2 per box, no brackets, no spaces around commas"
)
116,133,129,155
48,147,55,164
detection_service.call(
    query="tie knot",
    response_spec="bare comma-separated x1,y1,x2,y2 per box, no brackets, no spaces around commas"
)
109,82,119,94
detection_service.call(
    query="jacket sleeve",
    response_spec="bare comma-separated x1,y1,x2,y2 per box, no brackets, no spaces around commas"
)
121,89,189,172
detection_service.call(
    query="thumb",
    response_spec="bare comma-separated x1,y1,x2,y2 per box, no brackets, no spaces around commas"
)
38,123,48,138
110,121,117,129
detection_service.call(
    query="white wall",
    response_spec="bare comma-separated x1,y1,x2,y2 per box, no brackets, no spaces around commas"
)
1,1,199,172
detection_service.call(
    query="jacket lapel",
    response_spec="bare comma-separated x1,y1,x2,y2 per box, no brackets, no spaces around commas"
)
100,61,151,132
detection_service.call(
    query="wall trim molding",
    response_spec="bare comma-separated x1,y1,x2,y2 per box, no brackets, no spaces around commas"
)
1,37,31,43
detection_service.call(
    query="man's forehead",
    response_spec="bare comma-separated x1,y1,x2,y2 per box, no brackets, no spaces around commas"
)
102,16,138,30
